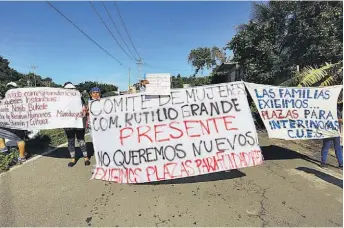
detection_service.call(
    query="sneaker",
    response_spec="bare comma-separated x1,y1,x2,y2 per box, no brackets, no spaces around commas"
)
0,147,9,153
85,160,91,166
18,157,26,164
68,161,76,167
91,165,96,174
320,163,327,168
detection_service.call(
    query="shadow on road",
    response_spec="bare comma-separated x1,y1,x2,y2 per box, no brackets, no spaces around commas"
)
33,142,95,160
296,167,343,189
139,169,246,185
261,145,338,169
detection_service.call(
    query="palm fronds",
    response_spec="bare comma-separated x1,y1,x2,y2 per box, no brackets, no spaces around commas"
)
280,62,343,87
299,62,339,87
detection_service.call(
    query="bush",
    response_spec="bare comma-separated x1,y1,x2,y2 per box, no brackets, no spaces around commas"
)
0,148,19,171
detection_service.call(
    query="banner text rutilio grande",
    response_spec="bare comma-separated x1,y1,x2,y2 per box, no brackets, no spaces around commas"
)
90,82,263,183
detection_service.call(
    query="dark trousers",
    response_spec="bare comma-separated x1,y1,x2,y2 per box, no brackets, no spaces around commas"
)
321,137,343,166
64,129,87,158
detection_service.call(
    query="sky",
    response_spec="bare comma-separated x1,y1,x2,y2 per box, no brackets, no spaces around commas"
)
0,1,252,90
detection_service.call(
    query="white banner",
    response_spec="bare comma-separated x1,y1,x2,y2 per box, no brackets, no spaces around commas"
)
0,87,84,130
90,82,263,183
245,82,342,140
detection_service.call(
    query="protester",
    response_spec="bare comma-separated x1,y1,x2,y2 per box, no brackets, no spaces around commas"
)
0,82,27,163
139,79,149,93
87,87,101,139
320,103,343,169
89,87,101,101
63,82,90,167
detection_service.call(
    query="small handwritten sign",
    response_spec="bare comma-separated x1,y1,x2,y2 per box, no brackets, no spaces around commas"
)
145,73,171,96
245,82,343,140
90,81,263,183
0,87,84,130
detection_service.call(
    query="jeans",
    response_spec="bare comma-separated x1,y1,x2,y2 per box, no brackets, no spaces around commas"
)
321,137,343,166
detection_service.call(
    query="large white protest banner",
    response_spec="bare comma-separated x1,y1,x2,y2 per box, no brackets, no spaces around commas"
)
0,87,84,131
245,82,343,140
90,82,263,183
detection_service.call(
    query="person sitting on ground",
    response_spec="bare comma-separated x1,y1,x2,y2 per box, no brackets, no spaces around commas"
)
0,82,27,163
63,82,90,167
320,102,343,169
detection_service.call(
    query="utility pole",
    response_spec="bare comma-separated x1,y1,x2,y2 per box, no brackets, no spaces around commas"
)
136,58,143,81
31,65,38,87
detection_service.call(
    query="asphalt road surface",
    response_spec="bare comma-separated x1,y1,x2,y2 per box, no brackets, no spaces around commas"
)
0,134,342,227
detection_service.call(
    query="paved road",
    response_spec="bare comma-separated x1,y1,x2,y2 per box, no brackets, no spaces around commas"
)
0,135,342,227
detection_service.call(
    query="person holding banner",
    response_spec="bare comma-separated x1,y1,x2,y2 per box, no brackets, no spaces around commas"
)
320,103,343,169
63,82,90,167
87,87,101,139
0,129,27,163
89,87,101,101
0,82,27,163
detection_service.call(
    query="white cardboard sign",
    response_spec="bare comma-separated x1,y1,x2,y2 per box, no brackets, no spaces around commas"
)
145,73,171,96
245,82,342,140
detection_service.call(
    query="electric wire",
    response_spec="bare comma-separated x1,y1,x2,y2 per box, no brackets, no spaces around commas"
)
89,1,135,61
101,1,138,61
114,1,142,60
46,1,122,65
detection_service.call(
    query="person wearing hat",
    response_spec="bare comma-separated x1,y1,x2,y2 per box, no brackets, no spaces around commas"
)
87,87,101,139
63,82,90,167
89,87,101,101
0,82,27,163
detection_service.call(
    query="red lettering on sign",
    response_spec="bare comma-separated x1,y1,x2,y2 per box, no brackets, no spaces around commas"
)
94,150,263,183
120,127,134,146
184,120,201,138
154,124,170,142
137,125,153,143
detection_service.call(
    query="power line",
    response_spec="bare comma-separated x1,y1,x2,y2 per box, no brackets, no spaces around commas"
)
114,1,141,60
101,1,138,61
89,1,134,61
46,1,122,65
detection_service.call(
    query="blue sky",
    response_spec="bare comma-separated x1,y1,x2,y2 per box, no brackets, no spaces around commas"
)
0,1,252,90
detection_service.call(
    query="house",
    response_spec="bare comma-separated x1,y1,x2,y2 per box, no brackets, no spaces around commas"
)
214,62,246,82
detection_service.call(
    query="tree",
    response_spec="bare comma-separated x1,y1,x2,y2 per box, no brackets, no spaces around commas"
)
75,81,118,95
280,62,343,103
188,47,215,76
211,46,227,65
227,1,343,85
171,74,184,88
171,74,211,88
